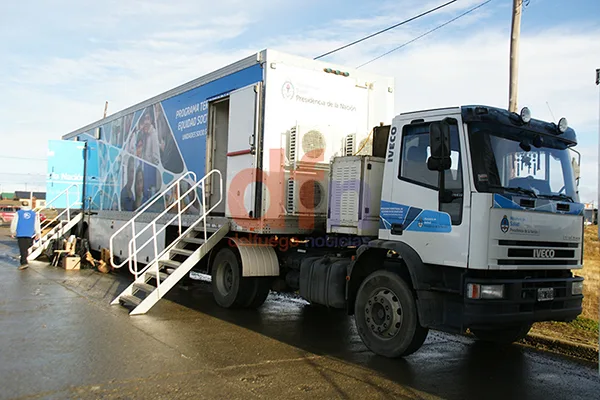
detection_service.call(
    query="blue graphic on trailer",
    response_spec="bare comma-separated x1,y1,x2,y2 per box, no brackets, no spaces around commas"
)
46,140,85,208
379,200,452,233
161,64,263,178
64,63,263,213
493,194,584,215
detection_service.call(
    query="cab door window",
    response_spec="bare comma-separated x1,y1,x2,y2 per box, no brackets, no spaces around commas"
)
398,122,463,225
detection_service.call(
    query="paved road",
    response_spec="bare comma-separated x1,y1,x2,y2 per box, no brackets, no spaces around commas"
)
0,235,599,399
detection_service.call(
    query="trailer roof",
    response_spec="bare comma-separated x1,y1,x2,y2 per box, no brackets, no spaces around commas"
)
62,49,394,140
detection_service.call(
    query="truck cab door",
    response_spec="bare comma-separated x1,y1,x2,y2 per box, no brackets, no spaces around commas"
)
380,110,470,268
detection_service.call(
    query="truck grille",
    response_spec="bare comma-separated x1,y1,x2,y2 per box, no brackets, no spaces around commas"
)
495,239,580,267
498,240,578,248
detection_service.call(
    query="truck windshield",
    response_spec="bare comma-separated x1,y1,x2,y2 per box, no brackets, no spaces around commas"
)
468,125,578,202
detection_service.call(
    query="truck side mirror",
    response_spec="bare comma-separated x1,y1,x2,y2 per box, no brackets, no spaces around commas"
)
427,120,451,171
570,149,581,187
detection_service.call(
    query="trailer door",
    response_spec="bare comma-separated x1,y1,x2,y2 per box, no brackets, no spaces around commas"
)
226,83,261,220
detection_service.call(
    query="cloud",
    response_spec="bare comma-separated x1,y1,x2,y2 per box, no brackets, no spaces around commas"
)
0,0,597,202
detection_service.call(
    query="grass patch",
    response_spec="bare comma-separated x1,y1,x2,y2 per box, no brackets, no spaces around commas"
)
567,317,599,335
579,226,599,321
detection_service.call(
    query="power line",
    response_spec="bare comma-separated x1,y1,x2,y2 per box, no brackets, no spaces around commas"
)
314,0,457,60
356,0,493,69
0,172,46,177
0,155,46,161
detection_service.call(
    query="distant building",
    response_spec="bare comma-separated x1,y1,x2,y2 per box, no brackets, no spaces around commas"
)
13,191,47,209
584,203,598,225
14,191,46,200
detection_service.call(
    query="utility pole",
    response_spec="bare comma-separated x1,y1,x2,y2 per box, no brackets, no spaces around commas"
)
103,101,109,118
508,0,522,113
596,68,599,239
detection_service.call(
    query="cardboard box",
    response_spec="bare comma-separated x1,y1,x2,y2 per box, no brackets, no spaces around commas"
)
100,248,111,264
63,256,81,270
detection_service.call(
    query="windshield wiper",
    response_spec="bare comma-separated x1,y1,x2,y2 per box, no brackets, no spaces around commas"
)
488,184,538,198
536,193,574,203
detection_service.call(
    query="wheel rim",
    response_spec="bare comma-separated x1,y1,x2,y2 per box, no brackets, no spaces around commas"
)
216,261,234,295
364,288,403,339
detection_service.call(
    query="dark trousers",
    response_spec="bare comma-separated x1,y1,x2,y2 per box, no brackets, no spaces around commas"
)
17,237,33,266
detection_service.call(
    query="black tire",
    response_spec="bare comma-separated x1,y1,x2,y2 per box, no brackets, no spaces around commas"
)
211,247,249,308
211,246,270,309
471,324,532,345
354,270,428,358
242,277,271,309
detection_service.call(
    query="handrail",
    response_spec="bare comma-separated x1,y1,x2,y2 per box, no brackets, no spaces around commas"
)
125,169,223,279
34,184,82,235
109,171,198,270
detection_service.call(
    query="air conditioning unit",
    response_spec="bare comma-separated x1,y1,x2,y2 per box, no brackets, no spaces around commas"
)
286,124,344,167
285,167,329,216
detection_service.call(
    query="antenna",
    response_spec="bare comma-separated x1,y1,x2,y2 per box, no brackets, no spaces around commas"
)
545,101,556,122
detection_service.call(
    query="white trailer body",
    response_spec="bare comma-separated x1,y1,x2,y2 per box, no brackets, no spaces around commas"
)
58,49,394,258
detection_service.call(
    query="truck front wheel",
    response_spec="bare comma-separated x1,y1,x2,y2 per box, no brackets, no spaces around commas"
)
471,324,532,345
354,270,428,358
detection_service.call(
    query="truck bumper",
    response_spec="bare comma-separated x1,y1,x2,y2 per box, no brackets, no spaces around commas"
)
462,276,583,329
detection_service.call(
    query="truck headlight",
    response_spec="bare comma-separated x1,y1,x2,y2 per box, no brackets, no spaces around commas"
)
558,117,568,133
572,281,583,295
466,283,505,299
520,107,531,123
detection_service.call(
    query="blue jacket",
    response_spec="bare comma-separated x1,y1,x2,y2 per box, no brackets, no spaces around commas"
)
10,208,41,238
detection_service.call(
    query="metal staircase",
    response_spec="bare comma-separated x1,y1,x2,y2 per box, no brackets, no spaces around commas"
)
27,184,83,261
110,170,225,315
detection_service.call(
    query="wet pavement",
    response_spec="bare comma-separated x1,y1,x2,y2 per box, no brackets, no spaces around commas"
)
1,233,599,399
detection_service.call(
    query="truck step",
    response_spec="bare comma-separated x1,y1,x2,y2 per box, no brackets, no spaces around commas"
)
193,224,220,232
120,294,142,307
146,270,169,282
133,282,155,294
182,237,205,245
158,259,182,269
170,248,194,257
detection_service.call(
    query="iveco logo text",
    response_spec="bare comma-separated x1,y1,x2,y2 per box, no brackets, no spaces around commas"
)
387,126,397,162
533,249,555,258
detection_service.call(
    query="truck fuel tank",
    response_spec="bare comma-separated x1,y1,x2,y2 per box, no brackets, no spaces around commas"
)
299,256,351,309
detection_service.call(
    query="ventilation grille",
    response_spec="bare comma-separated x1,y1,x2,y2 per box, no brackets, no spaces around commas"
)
344,134,355,156
286,178,327,214
286,179,295,213
302,130,326,160
331,162,361,222
288,127,297,162
299,180,325,209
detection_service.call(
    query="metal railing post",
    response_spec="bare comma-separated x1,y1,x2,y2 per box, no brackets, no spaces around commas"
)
66,190,70,221
202,180,207,241
177,180,182,236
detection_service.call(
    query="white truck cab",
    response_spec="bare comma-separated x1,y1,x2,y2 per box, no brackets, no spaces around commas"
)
347,105,584,357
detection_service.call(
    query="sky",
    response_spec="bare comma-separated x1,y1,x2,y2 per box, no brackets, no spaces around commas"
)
0,0,599,203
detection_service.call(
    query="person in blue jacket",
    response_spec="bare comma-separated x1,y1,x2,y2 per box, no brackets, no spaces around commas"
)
10,205,41,270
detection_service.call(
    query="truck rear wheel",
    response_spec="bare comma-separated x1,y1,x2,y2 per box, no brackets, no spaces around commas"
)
211,247,248,308
354,270,428,358
242,277,271,309
211,247,270,309
471,324,532,345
